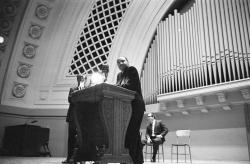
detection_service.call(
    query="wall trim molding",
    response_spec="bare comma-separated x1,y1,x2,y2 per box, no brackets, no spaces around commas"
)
0,111,65,119
0,104,67,117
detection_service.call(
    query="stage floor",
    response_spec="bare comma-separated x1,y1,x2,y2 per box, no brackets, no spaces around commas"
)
0,157,249,164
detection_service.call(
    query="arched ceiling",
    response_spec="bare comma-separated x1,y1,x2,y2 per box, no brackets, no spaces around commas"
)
0,0,175,113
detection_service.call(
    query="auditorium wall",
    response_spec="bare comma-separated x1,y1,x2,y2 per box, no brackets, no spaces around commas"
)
0,105,248,160
141,106,248,160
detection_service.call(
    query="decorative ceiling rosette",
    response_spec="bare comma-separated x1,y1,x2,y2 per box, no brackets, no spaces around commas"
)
2,1,17,17
17,62,32,78
35,4,50,20
0,18,13,33
12,82,28,98
22,42,38,59
0,1,17,36
0,33,7,51
28,24,44,39
0,0,28,52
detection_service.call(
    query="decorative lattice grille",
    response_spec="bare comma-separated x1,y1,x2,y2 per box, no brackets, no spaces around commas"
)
68,0,131,75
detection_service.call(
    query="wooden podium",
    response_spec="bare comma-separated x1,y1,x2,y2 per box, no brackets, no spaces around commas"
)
71,83,135,163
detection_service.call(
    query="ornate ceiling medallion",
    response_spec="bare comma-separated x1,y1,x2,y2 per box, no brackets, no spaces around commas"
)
22,43,37,58
35,4,50,20
17,63,32,78
28,24,44,39
3,2,17,17
12,83,28,98
0,19,13,32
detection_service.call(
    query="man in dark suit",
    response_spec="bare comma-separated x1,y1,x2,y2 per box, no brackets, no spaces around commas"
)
62,75,84,164
116,56,145,164
142,113,168,162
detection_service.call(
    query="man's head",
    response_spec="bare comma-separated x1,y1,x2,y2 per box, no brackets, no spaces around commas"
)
147,113,155,123
117,56,129,72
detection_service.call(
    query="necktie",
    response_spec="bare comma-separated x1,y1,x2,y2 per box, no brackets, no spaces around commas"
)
152,120,155,136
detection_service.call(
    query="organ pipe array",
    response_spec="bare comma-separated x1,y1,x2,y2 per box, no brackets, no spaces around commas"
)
141,39,158,104
141,0,250,105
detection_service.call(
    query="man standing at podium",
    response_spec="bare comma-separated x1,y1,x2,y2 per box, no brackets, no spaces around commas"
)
62,75,84,164
116,56,145,164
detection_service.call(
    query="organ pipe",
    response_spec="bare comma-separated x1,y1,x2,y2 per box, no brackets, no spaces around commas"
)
140,0,250,105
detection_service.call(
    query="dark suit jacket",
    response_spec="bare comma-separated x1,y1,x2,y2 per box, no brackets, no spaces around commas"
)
116,66,145,112
146,120,168,141
66,86,79,122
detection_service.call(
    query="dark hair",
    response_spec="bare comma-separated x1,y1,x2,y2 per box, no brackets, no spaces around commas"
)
118,56,128,62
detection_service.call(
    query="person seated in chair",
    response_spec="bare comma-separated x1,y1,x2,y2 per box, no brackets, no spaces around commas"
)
142,113,168,162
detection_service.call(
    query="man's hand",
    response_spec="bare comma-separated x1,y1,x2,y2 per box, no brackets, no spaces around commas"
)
156,135,162,138
147,138,152,144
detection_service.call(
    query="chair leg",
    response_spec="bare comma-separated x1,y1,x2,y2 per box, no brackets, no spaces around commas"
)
189,145,192,163
162,144,164,162
40,143,52,157
150,145,153,160
171,145,173,163
157,147,159,162
177,146,179,163
144,145,145,161
185,145,186,163
46,143,52,157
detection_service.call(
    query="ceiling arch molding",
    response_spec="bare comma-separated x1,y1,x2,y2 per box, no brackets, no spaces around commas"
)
107,0,175,83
